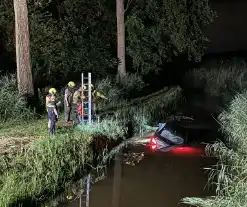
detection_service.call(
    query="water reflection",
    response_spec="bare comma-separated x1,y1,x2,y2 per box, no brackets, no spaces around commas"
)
61,146,215,207
112,152,122,207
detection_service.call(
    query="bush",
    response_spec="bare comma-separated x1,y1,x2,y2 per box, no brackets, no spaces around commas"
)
96,73,145,101
0,75,36,122
181,90,247,207
97,86,184,136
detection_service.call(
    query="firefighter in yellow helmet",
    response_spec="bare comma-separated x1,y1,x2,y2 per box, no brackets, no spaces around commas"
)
72,86,86,125
46,88,58,135
64,81,76,122
82,84,107,117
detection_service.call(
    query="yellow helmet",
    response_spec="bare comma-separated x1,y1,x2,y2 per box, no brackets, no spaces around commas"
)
68,81,75,87
49,88,57,94
82,84,94,90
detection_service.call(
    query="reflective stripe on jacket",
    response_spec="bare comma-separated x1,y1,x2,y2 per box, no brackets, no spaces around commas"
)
46,94,56,108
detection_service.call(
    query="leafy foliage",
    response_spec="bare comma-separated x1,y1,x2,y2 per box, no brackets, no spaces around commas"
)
126,0,216,74
0,0,215,85
28,0,117,86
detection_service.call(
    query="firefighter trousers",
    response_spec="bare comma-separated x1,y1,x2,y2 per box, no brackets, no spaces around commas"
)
47,107,57,135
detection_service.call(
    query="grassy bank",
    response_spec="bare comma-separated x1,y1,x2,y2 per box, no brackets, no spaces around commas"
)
182,91,247,206
0,73,184,206
184,59,247,104
0,119,125,207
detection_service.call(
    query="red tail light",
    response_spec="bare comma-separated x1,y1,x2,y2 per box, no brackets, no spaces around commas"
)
150,136,158,150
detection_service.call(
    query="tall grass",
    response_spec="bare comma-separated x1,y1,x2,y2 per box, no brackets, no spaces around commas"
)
76,119,127,139
182,90,247,207
95,73,146,111
96,73,145,99
98,86,184,134
0,123,124,207
95,74,184,136
0,73,184,206
184,60,247,101
0,75,36,122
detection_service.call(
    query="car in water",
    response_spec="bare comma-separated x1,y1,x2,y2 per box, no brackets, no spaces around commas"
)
149,117,217,154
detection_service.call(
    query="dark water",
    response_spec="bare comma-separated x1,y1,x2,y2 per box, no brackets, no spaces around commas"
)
61,145,216,207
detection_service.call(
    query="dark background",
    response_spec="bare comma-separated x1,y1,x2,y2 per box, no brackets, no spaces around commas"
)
206,0,247,53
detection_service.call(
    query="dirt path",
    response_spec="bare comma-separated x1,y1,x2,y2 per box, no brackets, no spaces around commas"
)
0,136,37,155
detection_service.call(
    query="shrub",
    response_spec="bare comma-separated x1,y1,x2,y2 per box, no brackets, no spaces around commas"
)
97,86,184,135
0,75,36,122
181,90,247,207
96,73,145,101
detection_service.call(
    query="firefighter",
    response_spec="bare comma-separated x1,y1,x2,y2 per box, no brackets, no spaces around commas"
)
72,87,84,125
64,81,76,122
91,84,107,115
82,84,107,117
46,88,58,135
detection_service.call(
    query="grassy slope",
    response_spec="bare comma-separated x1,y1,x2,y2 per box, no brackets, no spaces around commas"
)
184,60,247,107
182,91,247,206
0,85,184,207
0,118,122,207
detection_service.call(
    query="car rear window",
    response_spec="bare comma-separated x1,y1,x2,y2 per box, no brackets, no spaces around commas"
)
164,121,186,137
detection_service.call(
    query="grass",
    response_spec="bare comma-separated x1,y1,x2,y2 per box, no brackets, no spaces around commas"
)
0,118,125,207
0,75,36,122
181,90,247,207
0,73,184,206
0,131,93,206
98,86,185,135
0,118,47,138
184,59,247,103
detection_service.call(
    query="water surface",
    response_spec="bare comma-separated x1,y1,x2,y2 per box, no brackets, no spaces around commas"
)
62,145,215,207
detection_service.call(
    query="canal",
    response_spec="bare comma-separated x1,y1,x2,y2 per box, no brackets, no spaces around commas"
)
61,144,216,207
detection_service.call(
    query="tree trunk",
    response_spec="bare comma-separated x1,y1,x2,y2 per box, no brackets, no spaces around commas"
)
13,0,34,96
116,0,127,80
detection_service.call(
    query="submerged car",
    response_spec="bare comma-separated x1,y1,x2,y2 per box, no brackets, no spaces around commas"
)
149,118,217,153
150,120,186,152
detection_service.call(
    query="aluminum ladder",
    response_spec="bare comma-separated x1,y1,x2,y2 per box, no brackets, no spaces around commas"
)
81,72,92,124
80,73,92,207
79,174,91,207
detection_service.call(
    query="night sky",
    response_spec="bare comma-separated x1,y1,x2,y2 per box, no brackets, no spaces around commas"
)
206,0,247,53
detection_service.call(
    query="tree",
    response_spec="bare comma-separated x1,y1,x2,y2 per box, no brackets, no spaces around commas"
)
1,0,216,86
27,0,117,87
116,0,127,80
13,0,34,96
125,0,216,74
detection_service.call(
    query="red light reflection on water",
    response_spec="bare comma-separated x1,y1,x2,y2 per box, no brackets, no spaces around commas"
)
170,146,204,155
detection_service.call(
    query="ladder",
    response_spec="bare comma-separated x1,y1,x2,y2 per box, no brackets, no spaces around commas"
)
79,174,91,207
81,73,92,124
